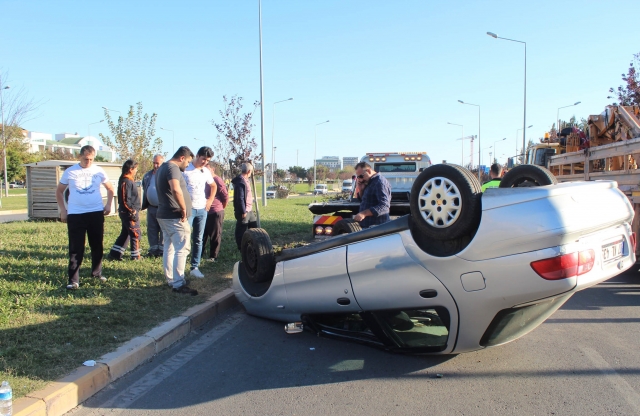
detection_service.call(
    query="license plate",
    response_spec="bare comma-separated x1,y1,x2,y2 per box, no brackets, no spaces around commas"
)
602,239,624,263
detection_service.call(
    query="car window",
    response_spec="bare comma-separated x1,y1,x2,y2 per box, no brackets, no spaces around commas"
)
372,308,449,350
374,163,417,173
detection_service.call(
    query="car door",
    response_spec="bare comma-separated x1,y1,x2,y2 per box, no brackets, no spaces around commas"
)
282,246,361,315
346,233,459,353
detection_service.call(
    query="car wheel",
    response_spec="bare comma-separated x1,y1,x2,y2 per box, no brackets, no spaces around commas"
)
241,228,276,283
409,164,482,240
332,219,362,235
499,165,558,188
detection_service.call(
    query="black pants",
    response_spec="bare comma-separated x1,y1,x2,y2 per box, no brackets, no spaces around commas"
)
234,211,257,250
202,210,225,259
109,213,142,260
67,210,104,285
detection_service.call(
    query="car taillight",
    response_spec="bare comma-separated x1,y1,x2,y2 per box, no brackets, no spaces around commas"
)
530,249,595,280
630,233,637,253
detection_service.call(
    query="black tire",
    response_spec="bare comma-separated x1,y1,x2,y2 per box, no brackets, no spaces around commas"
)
241,228,276,284
409,164,482,240
332,219,362,236
499,165,558,188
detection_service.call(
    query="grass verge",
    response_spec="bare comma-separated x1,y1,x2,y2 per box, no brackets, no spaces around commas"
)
0,196,315,397
0,195,27,211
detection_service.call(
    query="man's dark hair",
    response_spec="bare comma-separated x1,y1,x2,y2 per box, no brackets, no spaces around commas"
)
79,145,96,156
172,146,194,160
197,146,214,158
355,161,372,170
490,163,503,176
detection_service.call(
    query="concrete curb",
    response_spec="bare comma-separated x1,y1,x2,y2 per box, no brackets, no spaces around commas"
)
0,208,28,215
12,288,239,416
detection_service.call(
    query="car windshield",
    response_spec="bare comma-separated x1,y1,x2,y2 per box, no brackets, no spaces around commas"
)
375,162,417,173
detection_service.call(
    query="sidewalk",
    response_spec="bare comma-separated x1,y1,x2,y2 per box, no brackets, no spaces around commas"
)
12,288,240,416
0,208,27,215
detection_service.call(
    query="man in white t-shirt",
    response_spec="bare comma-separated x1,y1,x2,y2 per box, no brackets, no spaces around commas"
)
182,146,215,278
55,145,115,290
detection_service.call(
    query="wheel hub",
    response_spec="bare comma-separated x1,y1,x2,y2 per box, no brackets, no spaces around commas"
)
417,176,462,228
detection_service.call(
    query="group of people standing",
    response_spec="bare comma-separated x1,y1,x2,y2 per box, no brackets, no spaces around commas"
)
56,145,228,295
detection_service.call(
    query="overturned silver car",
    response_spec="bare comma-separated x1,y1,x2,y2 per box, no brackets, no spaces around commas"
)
233,164,636,354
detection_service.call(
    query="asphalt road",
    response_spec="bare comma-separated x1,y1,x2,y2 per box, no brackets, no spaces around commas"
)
70,267,640,416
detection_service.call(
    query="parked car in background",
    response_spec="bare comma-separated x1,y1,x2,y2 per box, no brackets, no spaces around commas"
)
9,181,25,189
266,185,278,199
313,184,328,195
341,179,353,193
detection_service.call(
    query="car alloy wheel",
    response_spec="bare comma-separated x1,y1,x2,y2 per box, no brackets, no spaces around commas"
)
417,176,462,228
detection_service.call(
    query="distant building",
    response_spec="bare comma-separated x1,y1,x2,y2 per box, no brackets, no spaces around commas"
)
316,156,340,172
342,157,358,169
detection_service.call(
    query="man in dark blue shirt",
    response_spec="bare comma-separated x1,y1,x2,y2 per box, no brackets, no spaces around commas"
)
353,161,391,228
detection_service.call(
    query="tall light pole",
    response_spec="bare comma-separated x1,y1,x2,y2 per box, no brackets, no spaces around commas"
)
458,100,481,180
273,146,277,181
160,127,174,154
557,101,581,132
314,120,330,189
87,120,104,139
447,122,464,165
1,85,10,197
487,31,526,161
271,97,293,183
258,0,267,206
493,138,507,164
516,125,533,160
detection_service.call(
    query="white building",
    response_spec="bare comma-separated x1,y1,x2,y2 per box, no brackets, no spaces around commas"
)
316,156,340,172
26,132,53,153
342,156,359,169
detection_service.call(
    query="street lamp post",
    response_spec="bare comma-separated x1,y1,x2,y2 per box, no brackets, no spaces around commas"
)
160,127,174,154
87,120,104,139
557,101,581,132
515,125,533,161
493,138,507,164
458,100,481,180
1,85,10,198
258,0,267,207
487,31,527,161
273,146,277,181
271,97,293,183
313,120,330,189
447,122,464,165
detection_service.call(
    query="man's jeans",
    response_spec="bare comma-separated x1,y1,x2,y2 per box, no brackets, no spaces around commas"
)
146,205,163,255
157,218,191,288
188,208,207,269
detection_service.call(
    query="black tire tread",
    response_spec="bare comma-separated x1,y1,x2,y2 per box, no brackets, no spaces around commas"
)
332,219,362,235
499,164,558,188
241,228,276,283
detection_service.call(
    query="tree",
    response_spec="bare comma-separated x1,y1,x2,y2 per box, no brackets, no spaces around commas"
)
99,102,162,176
274,169,286,181
0,71,43,193
288,165,307,179
211,95,261,176
608,51,640,106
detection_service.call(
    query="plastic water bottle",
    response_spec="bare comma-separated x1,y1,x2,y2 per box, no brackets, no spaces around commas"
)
0,381,12,416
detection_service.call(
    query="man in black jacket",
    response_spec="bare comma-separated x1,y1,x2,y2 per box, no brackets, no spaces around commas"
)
232,162,257,250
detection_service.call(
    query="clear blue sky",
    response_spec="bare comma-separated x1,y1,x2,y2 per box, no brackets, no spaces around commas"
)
3,0,639,170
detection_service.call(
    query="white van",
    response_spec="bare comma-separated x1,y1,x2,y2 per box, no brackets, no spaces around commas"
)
341,179,353,193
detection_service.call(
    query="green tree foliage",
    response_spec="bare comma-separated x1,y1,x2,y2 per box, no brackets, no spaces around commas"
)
609,51,640,106
99,102,162,177
287,165,307,180
211,95,261,176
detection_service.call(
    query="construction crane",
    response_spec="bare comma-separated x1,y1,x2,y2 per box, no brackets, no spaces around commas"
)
456,135,476,169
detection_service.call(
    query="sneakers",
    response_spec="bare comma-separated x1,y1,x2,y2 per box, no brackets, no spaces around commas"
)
96,275,108,283
172,285,198,296
189,268,205,278
205,258,216,263
66,282,79,290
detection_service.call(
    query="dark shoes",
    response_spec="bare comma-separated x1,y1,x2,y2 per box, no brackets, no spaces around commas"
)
172,285,198,296
107,254,123,261
66,282,79,290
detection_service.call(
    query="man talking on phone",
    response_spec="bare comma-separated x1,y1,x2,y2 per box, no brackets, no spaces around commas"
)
353,161,391,228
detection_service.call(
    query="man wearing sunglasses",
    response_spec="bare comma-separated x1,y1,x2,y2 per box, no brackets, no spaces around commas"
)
352,161,391,228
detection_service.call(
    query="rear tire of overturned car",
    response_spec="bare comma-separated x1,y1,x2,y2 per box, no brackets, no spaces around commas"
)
241,228,276,283
332,219,362,235
409,164,482,241
499,164,558,188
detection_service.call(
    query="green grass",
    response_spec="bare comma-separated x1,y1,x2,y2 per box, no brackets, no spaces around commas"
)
0,195,27,211
0,196,316,398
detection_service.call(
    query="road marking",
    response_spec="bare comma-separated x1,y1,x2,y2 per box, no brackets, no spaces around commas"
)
581,346,640,413
73,311,246,416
